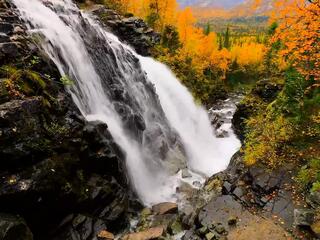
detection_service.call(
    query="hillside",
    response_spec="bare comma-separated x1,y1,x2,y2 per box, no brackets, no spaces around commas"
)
178,0,245,9
198,16,269,34
182,0,273,20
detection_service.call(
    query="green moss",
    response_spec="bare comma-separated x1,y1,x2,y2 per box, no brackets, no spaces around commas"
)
44,121,69,138
0,65,52,100
60,75,74,86
311,182,320,193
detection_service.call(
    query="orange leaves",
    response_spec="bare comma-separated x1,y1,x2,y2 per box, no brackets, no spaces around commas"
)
177,7,196,45
271,0,320,80
119,0,267,82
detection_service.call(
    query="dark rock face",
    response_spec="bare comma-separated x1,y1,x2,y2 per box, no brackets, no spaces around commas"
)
0,1,132,239
0,0,28,65
0,22,13,34
231,103,250,142
0,94,130,237
252,79,282,102
0,214,33,240
0,94,130,240
87,5,160,56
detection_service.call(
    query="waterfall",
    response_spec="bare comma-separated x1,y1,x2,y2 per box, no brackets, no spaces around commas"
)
12,0,240,206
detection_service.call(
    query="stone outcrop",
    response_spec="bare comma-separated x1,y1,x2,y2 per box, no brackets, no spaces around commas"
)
0,1,133,239
0,0,29,65
178,151,318,239
87,5,160,56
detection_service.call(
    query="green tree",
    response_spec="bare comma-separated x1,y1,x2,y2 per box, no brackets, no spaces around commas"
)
224,27,231,49
204,22,211,36
146,2,160,28
162,25,181,54
218,34,223,50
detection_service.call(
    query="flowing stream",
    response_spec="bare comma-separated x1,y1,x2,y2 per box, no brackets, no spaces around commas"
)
12,0,240,206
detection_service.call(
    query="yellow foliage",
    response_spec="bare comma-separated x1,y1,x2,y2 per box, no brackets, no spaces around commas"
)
244,113,294,167
210,49,232,79
231,42,266,66
116,0,267,93
123,0,178,31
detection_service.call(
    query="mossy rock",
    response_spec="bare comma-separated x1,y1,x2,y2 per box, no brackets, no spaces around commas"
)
169,219,183,235
0,78,9,103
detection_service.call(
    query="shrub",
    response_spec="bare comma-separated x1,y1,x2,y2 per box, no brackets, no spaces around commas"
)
243,68,319,171
297,158,320,191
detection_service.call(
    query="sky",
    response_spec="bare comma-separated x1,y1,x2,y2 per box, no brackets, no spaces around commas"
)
177,0,245,9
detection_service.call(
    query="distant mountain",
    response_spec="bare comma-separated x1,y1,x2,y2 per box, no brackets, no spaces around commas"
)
178,0,245,9
181,0,273,20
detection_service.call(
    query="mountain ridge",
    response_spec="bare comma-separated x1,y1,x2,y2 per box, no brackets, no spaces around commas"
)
178,0,245,9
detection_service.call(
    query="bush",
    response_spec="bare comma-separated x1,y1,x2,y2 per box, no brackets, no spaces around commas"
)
243,68,320,171
297,158,320,192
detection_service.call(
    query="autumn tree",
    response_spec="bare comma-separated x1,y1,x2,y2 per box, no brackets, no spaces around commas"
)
115,0,267,102
271,0,320,80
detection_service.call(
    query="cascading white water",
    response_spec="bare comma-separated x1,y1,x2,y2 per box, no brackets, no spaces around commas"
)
12,0,240,205
138,57,240,176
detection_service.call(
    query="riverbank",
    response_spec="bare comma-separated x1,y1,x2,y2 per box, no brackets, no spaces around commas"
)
112,84,319,240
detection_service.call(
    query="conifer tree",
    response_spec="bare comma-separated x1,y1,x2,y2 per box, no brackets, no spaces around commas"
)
224,27,231,49
204,22,211,35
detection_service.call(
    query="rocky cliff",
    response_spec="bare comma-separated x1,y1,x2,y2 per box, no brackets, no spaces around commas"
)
86,5,160,56
0,1,161,239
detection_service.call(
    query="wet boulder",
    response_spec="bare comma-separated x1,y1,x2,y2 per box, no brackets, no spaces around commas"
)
122,226,164,240
294,209,315,226
152,202,178,215
0,214,33,240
